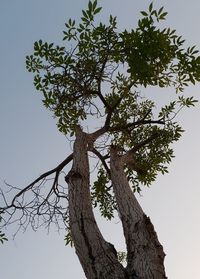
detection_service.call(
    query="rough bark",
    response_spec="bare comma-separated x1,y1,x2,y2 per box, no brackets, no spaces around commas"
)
65,127,167,278
66,127,127,279
110,147,167,279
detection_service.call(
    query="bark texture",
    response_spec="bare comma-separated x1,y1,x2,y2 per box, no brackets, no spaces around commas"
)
110,147,167,279
66,127,127,279
66,127,167,278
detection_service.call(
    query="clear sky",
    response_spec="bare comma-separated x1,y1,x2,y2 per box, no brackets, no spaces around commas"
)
0,1,200,278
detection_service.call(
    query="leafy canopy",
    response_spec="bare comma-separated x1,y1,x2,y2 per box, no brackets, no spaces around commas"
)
26,1,199,220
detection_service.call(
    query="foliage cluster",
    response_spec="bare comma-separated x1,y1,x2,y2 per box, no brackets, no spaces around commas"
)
26,1,199,221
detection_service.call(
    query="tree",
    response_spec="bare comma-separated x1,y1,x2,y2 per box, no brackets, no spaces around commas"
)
1,1,200,278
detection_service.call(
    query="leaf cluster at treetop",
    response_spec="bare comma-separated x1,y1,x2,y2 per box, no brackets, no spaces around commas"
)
25,1,199,218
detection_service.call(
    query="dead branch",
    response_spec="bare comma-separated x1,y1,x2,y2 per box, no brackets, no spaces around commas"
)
0,153,73,233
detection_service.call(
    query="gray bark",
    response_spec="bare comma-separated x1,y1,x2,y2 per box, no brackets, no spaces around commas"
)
66,127,167,278
110,147,167,278
66,127,127,279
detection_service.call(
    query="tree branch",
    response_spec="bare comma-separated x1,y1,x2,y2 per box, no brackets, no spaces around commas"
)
91,148,111,178
95,54,112,110
109,119,165,133
88,118,164,152
131,132,159,153
1,153,73,211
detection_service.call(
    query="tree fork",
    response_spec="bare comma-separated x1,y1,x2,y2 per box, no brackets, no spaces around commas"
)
65,127,127,279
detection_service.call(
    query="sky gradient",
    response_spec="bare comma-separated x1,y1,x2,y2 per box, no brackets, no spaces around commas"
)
0,1,200,278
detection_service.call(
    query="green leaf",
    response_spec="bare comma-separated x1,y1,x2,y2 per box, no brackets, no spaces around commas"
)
88,0,92,11
82,9,88,19
149,2,153,12
159,12,168,20
81,16,89,24
93,0,97,10
94,7,102,15
140,11,148,17
64,230,74,247
158,7,164,15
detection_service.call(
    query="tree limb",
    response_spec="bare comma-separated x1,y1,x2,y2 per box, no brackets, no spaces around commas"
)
91,148,111,178
131,132,159,153
0,153,73,211
88,118,164,148
109,119,165,133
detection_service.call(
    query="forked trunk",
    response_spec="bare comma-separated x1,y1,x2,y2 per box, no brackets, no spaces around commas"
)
66,127,127,279
66,127,167,278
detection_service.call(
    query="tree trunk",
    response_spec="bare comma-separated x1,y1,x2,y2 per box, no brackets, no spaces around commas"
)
66,127,127,279
66,127,167,278
110,147,167,278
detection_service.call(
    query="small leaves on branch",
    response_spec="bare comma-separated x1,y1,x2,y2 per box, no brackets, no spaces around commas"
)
26,1,200,138
91,167,116,220
0,214,8,244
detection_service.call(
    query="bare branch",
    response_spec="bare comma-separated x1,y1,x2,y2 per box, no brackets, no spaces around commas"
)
0,153,74,234
1,153,73,211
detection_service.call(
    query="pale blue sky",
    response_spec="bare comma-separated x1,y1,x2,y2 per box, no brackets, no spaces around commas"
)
0,1,200,278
